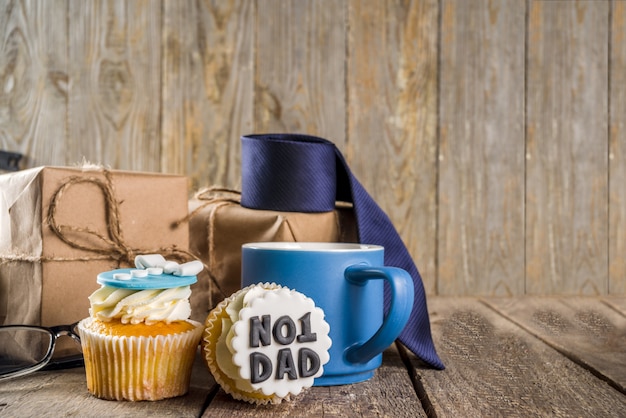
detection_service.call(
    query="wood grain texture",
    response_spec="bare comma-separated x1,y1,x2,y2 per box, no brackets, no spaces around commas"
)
483,297,626,394
202,346,426,418
347,0,439,293
415,298,626,416
0,350,214,417
1,0,624,296
0,0,67,168
603,296,626,316
1,298,625,416
438,0,526,295
610,1,626,294
161,0,254,191
254,0,346,143
67,0,162,171
526,0,610,295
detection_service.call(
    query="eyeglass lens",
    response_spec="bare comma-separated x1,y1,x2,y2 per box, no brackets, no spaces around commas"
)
0,327,53,377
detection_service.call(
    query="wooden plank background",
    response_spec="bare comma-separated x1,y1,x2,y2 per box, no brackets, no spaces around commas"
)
0,0,624,296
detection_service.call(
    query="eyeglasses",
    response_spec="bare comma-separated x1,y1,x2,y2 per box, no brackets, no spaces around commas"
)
0,323,83,380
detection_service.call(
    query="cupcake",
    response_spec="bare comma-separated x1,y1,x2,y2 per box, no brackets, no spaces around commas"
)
203,283,332,404
77,254,205,401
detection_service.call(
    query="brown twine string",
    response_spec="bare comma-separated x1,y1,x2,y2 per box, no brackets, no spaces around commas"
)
1,180,244,302
172,186,241,229
172,186,244,299
1,169,197,267
45,170,200,266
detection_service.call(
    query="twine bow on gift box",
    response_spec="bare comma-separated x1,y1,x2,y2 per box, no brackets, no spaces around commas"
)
1,168,198,268
179,186,242,219
175,186,243,300
47,169,199,267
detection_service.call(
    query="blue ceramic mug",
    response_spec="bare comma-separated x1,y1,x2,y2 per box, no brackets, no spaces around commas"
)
241,242,414,386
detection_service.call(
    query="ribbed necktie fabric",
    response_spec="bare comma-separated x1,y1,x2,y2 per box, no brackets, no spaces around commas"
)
240,134,444,370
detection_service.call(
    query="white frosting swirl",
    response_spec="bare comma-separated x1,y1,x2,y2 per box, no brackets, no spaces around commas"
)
89,285,192,325
215,286,270,392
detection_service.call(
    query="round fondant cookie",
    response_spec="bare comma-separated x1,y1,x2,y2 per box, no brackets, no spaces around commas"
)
202,283,332,404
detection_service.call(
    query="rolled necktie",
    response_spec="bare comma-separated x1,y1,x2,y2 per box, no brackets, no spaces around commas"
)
241,133,444,370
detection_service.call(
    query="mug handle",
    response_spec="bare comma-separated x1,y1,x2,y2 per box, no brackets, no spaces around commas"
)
343,265,414,364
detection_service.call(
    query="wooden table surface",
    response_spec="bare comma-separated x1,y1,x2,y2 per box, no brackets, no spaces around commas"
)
1,297,625,417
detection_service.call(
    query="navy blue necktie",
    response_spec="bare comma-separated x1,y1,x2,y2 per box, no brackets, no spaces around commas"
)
240,134,444,370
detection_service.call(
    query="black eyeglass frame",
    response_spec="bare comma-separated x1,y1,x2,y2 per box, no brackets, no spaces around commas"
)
0,322,83,381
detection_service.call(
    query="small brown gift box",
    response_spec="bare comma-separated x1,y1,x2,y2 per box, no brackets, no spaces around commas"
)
0,166,190,326
187,188,357,319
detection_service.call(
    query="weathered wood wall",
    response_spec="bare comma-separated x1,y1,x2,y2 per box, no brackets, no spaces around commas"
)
1,0,624,296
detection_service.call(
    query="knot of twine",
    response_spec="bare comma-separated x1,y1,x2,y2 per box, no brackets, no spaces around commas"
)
172,186,243,300
173,186,241,229
44,169,195,267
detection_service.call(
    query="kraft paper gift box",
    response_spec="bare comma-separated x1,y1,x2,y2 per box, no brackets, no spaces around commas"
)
187,188,357,318
0,166,190,327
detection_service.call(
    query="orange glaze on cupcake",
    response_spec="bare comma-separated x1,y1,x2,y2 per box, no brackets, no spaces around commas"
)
86,318,197,338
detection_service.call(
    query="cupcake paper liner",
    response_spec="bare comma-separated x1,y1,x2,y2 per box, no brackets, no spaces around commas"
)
78,318,203,401
202,282,287,405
